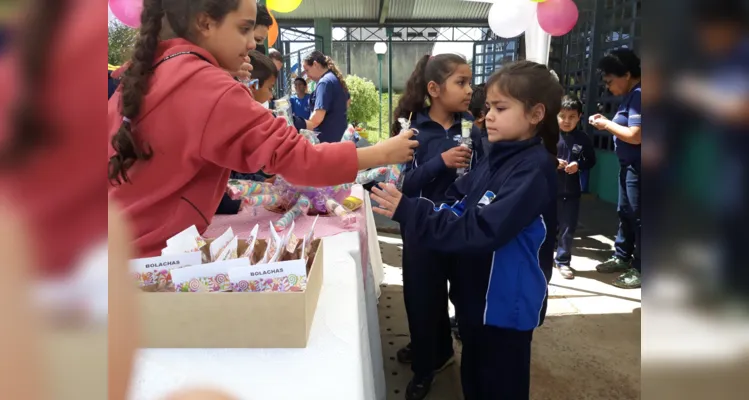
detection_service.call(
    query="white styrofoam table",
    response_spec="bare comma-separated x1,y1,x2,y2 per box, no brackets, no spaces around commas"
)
129,232,386,400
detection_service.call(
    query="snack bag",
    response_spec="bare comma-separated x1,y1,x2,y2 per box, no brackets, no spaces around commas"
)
170,262,235,292
240,224,260,262
216,235,238,261
162,225,209,263
301,215,319,261
261,221,283,264
209,227,234,262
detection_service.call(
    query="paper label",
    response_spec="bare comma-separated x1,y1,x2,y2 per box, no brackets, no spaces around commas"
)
170,258,249,292
229,259,307,292
166,225,206,251
130,252,203,288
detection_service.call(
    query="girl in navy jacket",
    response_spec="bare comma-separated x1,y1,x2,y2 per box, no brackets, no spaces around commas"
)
389,53,483,400
373,61,561,400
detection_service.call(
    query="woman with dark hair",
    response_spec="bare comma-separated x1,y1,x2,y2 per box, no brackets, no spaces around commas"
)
589,48,642,289
302,50,351,142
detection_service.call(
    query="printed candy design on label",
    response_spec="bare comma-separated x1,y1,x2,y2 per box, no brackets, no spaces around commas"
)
175,274,231,292
135,269,171,288
231,275,306,292
233,280,250,292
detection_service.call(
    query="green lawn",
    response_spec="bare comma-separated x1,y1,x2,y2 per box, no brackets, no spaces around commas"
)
362,93,401,144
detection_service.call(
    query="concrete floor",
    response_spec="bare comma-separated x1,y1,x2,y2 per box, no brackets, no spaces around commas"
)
375,196,641,400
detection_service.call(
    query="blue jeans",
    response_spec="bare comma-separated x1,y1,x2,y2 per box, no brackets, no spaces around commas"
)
614,162,641,272
555,197,580,267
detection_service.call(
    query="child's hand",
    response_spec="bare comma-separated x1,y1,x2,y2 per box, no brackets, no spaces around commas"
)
588,113,610,130
565,162,579,174
557,159,568,169
377,130,418,164
442,146,472,169
370,184,403,219
232,56,253,82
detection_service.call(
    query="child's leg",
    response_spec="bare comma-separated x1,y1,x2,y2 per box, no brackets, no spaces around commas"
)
460,324,534,400
555,197,580,267
401,240,453,378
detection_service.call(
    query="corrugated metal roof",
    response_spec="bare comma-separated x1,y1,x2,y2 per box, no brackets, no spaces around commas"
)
273,0,380,20
274,0,492,22
390,0,491,21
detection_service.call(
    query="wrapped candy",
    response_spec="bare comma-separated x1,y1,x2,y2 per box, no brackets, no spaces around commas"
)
385,117,417,190
227,180,274,200
242,194,285,207
324,196,356,227
273,96,293,126
298,129,320,145
274,195,310,232
355,167,388,185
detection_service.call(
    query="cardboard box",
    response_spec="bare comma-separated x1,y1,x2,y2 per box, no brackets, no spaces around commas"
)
137,239,323,348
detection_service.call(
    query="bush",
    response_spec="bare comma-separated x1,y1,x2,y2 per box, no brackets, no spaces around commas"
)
345,75,380,127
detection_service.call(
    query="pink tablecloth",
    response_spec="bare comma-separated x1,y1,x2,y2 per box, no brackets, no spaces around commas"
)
205,185,370,276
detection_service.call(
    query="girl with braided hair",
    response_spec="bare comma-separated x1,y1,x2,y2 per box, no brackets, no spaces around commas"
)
107,0,417,258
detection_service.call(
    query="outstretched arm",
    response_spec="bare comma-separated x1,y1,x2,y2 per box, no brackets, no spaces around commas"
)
371,163,549,254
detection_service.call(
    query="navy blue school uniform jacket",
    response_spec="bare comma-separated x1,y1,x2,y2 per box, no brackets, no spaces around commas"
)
400,110,484,203
557,129,596,197
392,137,557,331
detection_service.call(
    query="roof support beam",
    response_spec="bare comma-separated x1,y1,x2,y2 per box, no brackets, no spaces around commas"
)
378,0,391,25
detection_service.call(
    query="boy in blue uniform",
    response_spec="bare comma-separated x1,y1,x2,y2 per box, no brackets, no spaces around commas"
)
216,51,279,215
290,77,312,119
373,61,561,400
555,95,596,279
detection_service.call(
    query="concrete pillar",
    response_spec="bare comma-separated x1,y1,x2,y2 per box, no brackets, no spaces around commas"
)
314,18,332,54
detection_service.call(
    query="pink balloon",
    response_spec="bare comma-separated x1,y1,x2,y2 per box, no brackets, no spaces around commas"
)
537,0,579,36
109,0,143,28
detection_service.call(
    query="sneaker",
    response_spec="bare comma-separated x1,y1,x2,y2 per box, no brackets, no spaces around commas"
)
613,268,641,289
396,343,412,364
596,256,631,273
405,373,435,400
555,264,575,279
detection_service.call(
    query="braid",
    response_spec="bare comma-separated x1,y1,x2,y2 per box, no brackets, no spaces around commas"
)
108,0,164,185
0,0,67,169
325,56,348,94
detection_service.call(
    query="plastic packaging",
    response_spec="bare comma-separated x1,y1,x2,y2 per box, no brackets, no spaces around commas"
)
273,96,293,127
325,196,356,227
456,119,473,175
386,117,417,190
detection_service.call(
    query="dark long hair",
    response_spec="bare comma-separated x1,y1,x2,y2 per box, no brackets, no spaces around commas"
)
390,53,467,136
248,50,278,87
108,0,240,185
486,61,564,156
304,51,348,94
0,0,67,169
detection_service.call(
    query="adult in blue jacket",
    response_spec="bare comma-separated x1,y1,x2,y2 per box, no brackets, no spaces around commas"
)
302,51,350,143
589,49,642,289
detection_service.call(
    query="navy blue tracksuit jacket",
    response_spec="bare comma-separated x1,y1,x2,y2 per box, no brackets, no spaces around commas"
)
400,110,484,201
557,129,596,197
396,109,484,376
393,137,557,331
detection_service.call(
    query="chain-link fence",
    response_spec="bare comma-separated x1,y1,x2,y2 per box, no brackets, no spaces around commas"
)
274,44,316,99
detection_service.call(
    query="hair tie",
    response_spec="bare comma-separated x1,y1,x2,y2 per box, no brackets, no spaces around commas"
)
123,117,131,124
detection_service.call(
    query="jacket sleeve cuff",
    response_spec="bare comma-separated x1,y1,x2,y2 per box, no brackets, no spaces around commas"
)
392,196,418,225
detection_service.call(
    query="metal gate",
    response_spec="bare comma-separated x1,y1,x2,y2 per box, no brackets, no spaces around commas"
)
552,0,642,151
472,38,521,86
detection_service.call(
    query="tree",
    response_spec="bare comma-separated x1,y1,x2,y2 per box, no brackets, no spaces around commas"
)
344,75,379,127
108,20,137,66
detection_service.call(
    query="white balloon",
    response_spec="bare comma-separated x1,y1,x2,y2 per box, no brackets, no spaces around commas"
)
488,0,537,39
